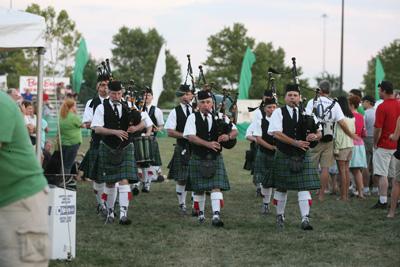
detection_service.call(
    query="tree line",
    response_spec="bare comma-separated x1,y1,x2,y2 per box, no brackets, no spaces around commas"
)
0,4,399,107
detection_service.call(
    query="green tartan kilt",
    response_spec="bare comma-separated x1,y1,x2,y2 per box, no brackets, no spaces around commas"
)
151,138,162,166
186,154,230,192
79,145,99,180
97,142,138,184
167,145,189,182
272,150,320,191
253,148,275,188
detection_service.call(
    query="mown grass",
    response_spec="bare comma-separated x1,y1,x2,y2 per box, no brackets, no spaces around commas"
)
50,138,400,267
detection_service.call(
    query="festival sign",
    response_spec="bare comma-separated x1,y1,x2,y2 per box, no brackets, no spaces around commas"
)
19,76,70,95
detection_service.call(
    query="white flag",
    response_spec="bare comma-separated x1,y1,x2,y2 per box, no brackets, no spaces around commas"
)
151,44,166,106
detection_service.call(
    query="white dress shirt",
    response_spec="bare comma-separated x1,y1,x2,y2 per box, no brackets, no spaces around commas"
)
82,95,107,123
183,112,237,138
165,103,192,130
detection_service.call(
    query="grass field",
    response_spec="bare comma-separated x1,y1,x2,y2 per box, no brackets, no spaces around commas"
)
50,138,400,267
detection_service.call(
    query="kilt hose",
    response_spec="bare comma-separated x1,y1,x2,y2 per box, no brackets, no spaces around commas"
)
253,148,275,188
186,154,230,192
167,144,189,182
79,144,99,180
272,150,320,191
97,142,138,184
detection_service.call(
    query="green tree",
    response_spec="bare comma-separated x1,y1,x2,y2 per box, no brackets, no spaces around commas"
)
0,50,35,88
111,27,181,107
204,23,255,89
363,39,400,96
77,57,98,104
26,4,81,77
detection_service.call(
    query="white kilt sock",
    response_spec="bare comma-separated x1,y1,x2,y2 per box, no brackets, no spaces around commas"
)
273,191,287,215
176,184,186,206
119,185,132,219
298,191,312,219
261,187,272,204
105,186,117,217
194,193,206,214
211,192,223,217
93,182,105,206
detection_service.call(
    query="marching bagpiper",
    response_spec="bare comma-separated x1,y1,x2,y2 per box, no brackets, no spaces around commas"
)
184,90,238,227
165,84,194,214
268,84,321,230
252,95,277,214
91,80,145,225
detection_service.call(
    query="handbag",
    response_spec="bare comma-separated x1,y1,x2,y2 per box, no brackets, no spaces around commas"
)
288,155,305,173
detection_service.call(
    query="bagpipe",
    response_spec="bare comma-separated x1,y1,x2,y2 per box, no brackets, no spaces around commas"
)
184,55,238,149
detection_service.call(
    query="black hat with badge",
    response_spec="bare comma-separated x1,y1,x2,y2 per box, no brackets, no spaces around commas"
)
197,90,212,100
176,84,192,97
108,80,123,91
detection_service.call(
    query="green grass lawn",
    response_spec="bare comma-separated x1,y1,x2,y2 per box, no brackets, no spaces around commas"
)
50,138,400,267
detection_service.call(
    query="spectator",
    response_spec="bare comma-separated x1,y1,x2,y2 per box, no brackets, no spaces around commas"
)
6,88,21,103
0,90,49,266
348,95,367,198
21,88,33,101
22,101,37,145
334,96,355,201
362,95,377,195
372,81,400,209
42,140,52,170
388,116,400,218
59,98,83,174
349,89,365,115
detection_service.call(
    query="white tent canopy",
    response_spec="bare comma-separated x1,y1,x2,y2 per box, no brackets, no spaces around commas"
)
0,8,46,159
0,8,46,48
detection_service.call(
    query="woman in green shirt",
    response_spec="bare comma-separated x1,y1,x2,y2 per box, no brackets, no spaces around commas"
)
59,98,83,174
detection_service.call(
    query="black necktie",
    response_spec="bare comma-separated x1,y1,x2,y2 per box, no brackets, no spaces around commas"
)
186,104,190,117
292,108,297,123
204,113,209,132
113,104,119,118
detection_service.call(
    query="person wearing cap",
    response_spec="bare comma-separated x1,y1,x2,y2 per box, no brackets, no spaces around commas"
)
252,97,278,214
361,95,377,196
305,80,359,201
165,84,194,215
268,84,321,230
251,90,275,123
79,77,110,216
91,80,145,225
371,81,400,209
139,87,165,193
183,90,238,227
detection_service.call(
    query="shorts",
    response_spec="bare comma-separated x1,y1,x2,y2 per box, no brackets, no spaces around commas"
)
373,147,397,177
335,147,353,161
310,141,335,168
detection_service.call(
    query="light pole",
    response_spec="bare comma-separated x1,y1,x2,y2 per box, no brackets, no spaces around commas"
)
339,0,344,94
322,13,328,76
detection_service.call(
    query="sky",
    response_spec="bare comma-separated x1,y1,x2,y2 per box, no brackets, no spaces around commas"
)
4,0,400,90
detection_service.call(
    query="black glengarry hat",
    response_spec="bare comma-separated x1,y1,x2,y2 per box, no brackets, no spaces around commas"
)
285,84,300,93
197,90,212,100
109,81,123,91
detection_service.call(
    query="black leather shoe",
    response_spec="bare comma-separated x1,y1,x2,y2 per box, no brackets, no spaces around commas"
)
301,217,313,230
119,216,132,225
198,211,205,223
157,175,165,182
132,186,140,196
211,216,224,227
276,214,284,230
371,200,387,209
179,204,187,215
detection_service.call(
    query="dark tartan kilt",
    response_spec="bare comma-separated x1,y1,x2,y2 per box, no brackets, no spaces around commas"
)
151,138,162,166
79,145,99,180
253,148,275,188
186,154,230,192
167,145,189,182
272,150,320,191
97,142,138,184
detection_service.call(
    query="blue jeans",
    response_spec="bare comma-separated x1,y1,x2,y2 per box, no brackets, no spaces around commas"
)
62,144,80,174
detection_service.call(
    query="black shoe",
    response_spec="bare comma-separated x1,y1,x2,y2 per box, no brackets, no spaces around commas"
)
198,211,205,224
157,175,165,183
211,216,224,227
141,187,150,193
301,216,313,230
105,215,114,224
371,200,388,209
179,204,187,215
119,216,132,225
132,186,140,196
97,205,108,218
261,203,270,215
276,214,284,230
256,187,262,198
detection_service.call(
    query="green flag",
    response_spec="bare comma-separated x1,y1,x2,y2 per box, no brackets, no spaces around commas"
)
238,47,256,99
72,38,89,93
375,57,385,100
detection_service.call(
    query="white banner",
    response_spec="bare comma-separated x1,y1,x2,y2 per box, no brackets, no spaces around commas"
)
237,99,262,123
151,44,166,106
19,76,70,95
0,74,7,90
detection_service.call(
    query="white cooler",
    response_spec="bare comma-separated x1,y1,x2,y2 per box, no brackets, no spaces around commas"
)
48,186,76,260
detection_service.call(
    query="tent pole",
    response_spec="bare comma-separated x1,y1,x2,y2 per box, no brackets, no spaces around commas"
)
35,47,45,160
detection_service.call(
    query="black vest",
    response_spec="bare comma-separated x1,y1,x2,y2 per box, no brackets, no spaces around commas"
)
89,96,103,146
191,112,220,158
175,105,189,146
102,99,130,149
260,117,275,155
275,106,307,156
148,106,158,137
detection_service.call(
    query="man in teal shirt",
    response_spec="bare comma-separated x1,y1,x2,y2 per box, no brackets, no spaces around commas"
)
0,91,49,266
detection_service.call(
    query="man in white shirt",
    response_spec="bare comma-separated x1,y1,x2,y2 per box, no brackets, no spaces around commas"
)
305,80,358,201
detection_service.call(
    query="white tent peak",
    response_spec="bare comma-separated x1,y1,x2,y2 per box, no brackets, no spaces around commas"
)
0,8,46,48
